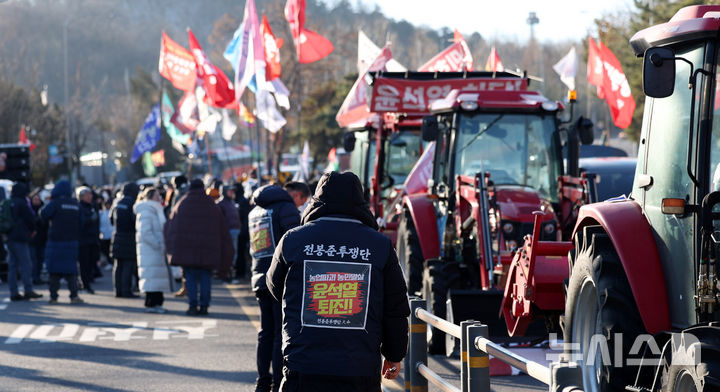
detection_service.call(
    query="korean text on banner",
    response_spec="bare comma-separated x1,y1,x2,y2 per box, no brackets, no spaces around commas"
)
369,77,526,113
159,32,197,92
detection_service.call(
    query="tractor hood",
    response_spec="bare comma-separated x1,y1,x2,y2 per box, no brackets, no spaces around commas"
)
494,186,554,222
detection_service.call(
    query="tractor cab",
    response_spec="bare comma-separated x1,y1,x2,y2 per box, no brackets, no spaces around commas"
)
345,113,425,227
424,87,567,247
631,4,720,327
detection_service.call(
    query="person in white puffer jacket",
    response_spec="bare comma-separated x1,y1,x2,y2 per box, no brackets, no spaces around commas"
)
134,187,171,313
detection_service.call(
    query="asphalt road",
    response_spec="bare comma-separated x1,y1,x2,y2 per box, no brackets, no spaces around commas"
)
0,271,545,391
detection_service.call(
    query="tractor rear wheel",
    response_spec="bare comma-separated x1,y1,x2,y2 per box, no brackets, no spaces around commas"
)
661,327,720,392
563,226,644,392
398,210,424,296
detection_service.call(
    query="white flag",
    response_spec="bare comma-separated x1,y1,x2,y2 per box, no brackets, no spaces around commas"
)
294,140,311,181
269,78,291,110
553,47,578,91
357,30,406,74
222,109,237,141
256,89,286,133
197,107,222,134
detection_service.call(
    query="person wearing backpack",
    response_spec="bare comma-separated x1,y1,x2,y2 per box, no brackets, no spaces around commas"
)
6,182,42,301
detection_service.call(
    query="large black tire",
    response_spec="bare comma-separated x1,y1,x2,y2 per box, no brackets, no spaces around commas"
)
398,210,424,296
563,225,645,392
661,327,720,392
423,258,448,355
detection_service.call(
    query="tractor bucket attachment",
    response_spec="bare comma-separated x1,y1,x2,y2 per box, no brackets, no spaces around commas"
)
501,212,573,337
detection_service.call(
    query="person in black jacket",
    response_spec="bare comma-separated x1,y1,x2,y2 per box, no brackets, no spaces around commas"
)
111,182,140,298
267,172,410,392
6,182,42,301
77,186,100,294
234,181,251,281
250,185,301,392
40,180,83,304
29,188,48,285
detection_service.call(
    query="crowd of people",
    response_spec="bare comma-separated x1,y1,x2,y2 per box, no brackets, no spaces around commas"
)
2,170,410,392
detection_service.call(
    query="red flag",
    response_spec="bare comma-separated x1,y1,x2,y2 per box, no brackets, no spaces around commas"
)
404,142,435,195
19,125,28,144
485,46,504,72
419,42,473,72
597,42,635,129
261,14,283,81
587,38,604,88
454,30,474,71
187,29,236,108
170,91,200,134
159,32,197,92
18,126,36,151
336,45,392,127
151,150,166,167
285,0,334,63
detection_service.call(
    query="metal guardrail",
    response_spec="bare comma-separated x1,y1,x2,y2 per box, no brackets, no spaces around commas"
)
405,298,584,392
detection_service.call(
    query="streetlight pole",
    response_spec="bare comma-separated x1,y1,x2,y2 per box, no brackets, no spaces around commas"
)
63,18,75,186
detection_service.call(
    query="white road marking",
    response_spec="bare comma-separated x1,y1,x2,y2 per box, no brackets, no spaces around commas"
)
4,320,219,344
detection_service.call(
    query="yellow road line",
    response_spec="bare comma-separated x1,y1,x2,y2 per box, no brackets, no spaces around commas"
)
226,283,261,331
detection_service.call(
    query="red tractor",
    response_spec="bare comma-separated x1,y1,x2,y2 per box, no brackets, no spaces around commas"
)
344,112,425,245
395,71,595,353
502,6,720,391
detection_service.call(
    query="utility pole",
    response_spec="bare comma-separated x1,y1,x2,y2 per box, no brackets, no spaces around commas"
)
63,18,73,186
526,12,545,93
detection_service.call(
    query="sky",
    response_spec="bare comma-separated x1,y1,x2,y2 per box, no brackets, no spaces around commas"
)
352,0,636,42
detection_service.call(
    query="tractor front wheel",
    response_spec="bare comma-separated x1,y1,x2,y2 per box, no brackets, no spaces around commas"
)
423,258,450,355
398,210,424,296
661,326,720,392
563,226,644,392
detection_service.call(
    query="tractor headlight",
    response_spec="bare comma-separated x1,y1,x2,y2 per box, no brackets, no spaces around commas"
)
541,101,559,111
543,222,555,235
502,222,514,234
506,239,518,250
460,101,479,111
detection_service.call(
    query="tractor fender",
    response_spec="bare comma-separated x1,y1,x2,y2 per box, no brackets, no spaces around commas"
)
573,200,672,334
403,193,440,260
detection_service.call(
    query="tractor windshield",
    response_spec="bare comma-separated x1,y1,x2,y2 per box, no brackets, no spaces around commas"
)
386,130,423,186
456,112,561,201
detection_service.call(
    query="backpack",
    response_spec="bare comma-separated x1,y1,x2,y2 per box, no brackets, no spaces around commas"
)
0,199,14,234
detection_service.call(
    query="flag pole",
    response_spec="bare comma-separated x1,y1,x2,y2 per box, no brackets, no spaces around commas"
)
205,132,213,177
221,129,236,179
253,96,263,180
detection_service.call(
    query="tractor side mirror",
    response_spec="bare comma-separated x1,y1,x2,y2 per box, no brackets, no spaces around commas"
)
422,115,439,142
576,116,594,145
343,132,356,152
643,47,675,98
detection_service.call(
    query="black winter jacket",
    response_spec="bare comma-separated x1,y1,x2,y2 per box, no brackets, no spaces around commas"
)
110,182,139,260
250,185,300,292
40,180,81,275
267,172,410,378
8,182,36,242
79,200,100,246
